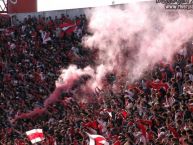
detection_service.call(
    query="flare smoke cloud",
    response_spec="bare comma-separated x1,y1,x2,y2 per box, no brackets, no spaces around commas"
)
14,3,193,121
58,3,193,96
83,4,193,82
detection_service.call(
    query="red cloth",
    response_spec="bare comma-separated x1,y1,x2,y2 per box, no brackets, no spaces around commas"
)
60,20,80,35
147,131,154,141
121,110,128,119
95,136,106,145
84,121,98,130
26,130,44,142
150,82,169,90
137,123,147,138
168,126,180,138
137,119,152,126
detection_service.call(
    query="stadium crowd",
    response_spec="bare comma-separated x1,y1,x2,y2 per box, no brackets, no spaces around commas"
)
0,13,193,145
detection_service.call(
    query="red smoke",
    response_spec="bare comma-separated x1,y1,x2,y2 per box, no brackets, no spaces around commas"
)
14,4,193,121
14,108,46,121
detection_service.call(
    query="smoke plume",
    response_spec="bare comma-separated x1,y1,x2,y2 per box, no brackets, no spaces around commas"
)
83,4,193,82
13,3,193,121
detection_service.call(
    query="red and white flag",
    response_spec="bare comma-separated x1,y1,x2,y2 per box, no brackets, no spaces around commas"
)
26,129,44,144
87,133,109,145
60,20,81,35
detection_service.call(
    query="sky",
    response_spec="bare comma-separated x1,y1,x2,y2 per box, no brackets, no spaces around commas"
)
38,0,151,11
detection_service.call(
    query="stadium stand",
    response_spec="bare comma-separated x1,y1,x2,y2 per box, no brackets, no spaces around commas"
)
0,11,193,145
